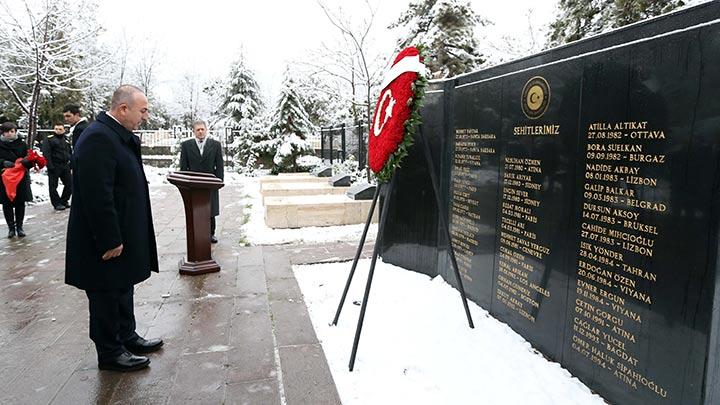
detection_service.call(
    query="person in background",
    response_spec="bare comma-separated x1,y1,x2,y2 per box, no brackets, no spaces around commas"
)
42,122,73,210
0,122,33,238
179,119,224,243
63,104,88,148
65,85,163,372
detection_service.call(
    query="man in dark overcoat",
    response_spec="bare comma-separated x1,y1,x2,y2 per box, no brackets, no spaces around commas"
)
65,85,163,372
179,119,224,243
42,122,73,210
63,103,89,148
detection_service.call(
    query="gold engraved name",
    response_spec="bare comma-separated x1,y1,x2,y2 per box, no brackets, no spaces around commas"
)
584,183,636,197
589,122,648,131
614,362,668,398
513,125,560,135
587,144,643,153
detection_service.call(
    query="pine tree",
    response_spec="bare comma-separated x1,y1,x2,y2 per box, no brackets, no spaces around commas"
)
268,70,315,174
548,0,603,46
548,0,685,46
390,0,487,78
216,56,264,172
609,0,685,28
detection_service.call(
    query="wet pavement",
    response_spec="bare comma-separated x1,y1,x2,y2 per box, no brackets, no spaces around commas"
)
0,184,369,404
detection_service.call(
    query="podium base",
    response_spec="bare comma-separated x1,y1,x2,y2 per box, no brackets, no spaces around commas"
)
179,258,221,275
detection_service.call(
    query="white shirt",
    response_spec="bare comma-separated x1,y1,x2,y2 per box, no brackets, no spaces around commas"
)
105,112,123,128
69,116,87,135
195,137,206,156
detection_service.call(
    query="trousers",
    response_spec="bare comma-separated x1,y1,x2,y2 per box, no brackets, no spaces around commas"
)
48,167,72,206
85,286,139,361
2,200,25,229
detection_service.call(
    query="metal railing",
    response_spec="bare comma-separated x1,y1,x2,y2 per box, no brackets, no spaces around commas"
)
319,122,368,166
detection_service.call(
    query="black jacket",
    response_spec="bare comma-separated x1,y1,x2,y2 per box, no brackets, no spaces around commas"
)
65,112,158,290
179,138,224,217
41,134,72,172
71,119,89,148
0,138,32,204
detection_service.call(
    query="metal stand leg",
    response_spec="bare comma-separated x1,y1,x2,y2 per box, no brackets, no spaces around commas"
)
417,130,474,329
332,185,381,326
348,176,395,371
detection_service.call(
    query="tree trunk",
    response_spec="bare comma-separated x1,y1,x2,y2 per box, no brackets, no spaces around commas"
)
27,80,41,148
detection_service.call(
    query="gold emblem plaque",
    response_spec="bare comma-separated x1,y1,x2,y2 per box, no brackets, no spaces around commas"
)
521,76,551,119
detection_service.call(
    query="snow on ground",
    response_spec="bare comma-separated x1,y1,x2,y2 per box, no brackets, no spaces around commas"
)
143,165,174,186
294,259,606,405
29,169,50,204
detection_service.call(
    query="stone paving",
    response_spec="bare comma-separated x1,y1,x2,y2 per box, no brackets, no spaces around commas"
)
0,184,371,404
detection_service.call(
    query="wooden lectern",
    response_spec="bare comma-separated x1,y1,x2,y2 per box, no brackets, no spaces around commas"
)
167,171,224,275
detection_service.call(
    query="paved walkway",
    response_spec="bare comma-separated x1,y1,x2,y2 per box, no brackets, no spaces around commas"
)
0,184,369,404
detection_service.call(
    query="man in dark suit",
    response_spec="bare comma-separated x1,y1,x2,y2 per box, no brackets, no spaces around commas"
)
63,103,89,148
65,85,163,372
179,120,224,243
42,122,73,210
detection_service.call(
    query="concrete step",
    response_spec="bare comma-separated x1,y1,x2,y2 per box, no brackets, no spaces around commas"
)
260,174,329,185
277,172,313,177
260,182,349,204
142,156,173,167
264,194,378,228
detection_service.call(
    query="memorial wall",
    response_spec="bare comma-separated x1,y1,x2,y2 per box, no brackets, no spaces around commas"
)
380,3,720,404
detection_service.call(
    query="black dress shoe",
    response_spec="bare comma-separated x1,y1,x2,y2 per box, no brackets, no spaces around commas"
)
124,336,164,354
16,227,25,238
211,235,218,244
7,228,15,238
98,351,150,372
61,202,71,209
54,204,65,211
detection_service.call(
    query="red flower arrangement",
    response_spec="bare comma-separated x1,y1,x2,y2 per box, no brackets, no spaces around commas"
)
368,46,428,183
27,149,47,170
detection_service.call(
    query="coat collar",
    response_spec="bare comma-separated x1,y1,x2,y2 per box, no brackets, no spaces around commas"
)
0,138,26,151
96,111,134,144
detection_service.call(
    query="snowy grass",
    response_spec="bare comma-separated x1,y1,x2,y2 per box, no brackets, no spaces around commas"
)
294,259,607,405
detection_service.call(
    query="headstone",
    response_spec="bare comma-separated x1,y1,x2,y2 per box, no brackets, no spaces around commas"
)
380,3,720,404
311,166,332,177
329,174,351,187
346,184,376,200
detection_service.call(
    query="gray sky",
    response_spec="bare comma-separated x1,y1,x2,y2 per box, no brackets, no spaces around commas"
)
97,0,558,107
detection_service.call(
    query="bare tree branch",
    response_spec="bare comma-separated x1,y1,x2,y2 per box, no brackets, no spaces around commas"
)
0,0,107,145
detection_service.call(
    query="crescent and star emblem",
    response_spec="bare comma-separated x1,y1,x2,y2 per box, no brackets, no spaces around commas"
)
373,89,397,136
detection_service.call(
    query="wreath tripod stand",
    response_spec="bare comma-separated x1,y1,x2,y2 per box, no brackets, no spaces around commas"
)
332,128,475,371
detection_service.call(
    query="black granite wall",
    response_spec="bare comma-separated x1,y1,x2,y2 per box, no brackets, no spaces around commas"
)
380,2,720,404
